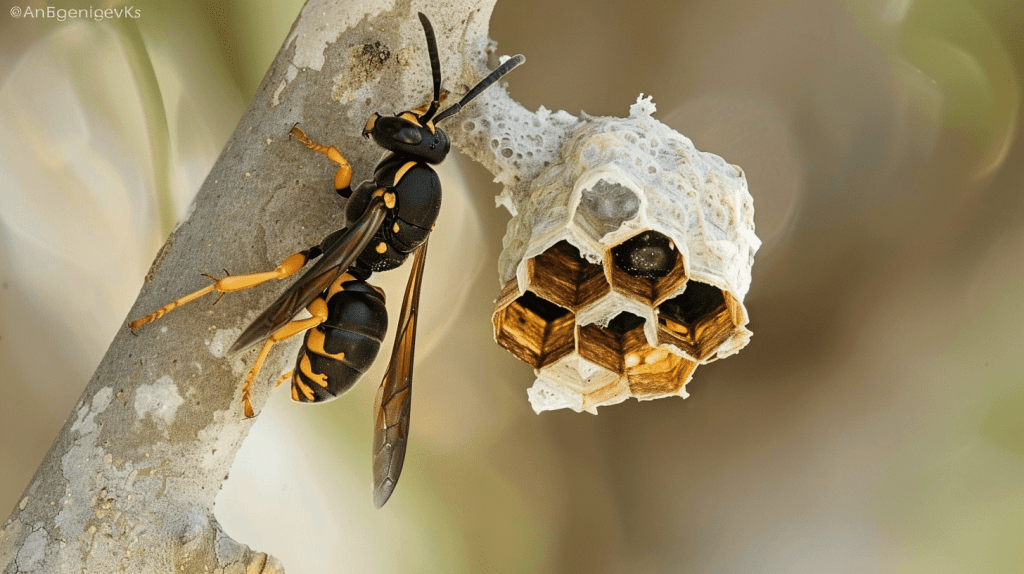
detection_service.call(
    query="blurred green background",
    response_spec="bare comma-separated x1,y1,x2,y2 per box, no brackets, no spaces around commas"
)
2,0,1023,572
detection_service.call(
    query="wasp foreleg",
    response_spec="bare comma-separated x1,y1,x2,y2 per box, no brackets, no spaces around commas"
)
129,249,317,331
291,126,353,196
240,297,330,418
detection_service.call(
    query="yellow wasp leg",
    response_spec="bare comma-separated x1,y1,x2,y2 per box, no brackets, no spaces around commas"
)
291,126,352,191
129,251,310,330
241,298,329,418
275,370,294,388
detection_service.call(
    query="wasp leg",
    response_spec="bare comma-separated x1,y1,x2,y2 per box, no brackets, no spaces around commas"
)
129,250,315,331
241,298,329,418
275,370,294,388
291,126,353,196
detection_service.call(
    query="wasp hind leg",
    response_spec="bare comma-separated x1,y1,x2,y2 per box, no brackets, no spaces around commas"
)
275,371,294,388
291,126,353,197
241,297,330,418
129,249,318,331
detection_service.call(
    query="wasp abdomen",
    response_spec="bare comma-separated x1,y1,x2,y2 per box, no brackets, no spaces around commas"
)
292,283,388,403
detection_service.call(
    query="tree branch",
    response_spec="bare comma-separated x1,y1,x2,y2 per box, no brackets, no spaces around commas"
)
0,0,511,571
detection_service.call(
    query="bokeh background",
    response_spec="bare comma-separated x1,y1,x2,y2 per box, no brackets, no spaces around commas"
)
2,0,1023,572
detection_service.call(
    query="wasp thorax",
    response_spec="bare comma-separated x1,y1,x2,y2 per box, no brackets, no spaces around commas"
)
492,95,759,414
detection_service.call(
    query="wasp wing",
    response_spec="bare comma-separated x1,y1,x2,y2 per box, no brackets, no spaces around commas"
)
372,238,429,508
230,196,388,355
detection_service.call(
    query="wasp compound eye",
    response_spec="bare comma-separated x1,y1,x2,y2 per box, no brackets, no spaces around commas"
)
374,116,423,145
611,230,675,280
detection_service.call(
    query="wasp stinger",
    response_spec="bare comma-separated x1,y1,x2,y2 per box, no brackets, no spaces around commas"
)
130,13,524,508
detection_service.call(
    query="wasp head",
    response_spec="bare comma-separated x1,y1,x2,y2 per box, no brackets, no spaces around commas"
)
362,95,451,164
359,13,522,165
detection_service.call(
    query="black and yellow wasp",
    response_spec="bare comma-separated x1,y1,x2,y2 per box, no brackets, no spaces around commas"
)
130,13,524,508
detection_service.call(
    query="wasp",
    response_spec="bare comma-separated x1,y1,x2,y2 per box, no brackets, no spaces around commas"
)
129,13,524,508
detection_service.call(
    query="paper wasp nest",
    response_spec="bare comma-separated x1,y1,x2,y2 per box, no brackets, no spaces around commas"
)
487,95,760,413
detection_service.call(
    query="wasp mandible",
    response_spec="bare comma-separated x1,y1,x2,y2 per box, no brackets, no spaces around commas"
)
130,13,525,508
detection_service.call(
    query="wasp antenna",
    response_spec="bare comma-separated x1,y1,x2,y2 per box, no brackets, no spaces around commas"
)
417,13,443,122
434,54,525,124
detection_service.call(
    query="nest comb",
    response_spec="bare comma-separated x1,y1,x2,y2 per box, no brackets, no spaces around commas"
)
492,96,760,413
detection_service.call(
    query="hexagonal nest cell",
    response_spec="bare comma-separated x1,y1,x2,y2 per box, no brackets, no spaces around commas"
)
527,240,609,311
607,230,688,306
571,179,641,238
656,281,736,361
493,280,576,369
577,312,644,374
578,312,698,399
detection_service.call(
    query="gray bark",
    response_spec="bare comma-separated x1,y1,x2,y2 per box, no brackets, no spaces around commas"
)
0,0,541,570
